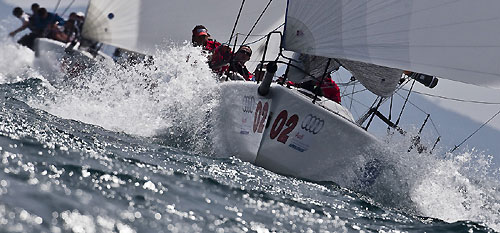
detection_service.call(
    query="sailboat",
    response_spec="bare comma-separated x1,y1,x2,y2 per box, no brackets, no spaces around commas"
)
44,0,500,186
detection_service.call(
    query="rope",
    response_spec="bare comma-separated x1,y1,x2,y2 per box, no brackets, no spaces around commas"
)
241,0,274,45
228,0,246,45
349,82,355,110
395,79,416,126
228,23,284,47
340,88,368,97
400,88,500,105
60,0,76,17
394,91,441,137
53,0,62,14
450,107,500,153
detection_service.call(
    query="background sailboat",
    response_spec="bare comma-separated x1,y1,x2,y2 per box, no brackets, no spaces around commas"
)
82,0,286,70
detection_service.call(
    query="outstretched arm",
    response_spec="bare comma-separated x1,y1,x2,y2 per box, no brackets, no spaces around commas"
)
9,23,28,37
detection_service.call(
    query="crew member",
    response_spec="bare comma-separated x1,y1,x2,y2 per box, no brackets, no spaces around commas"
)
192,25,220,53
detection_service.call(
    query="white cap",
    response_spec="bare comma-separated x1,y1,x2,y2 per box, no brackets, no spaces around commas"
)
76,12,85,17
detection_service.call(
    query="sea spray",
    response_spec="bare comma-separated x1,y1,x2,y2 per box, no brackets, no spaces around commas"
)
364,129,500,230
28,44,221,152
0,21,43,84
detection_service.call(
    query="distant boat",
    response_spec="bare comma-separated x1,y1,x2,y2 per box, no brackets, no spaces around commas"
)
34,37,111,84
40,0,500,186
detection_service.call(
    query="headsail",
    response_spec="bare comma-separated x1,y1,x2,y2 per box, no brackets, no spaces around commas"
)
82,0,286,69
283,0,500,89
287,53,402,97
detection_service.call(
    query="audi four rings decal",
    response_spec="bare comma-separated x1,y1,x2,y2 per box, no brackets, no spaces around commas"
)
242,95,255,113
300,114,324,134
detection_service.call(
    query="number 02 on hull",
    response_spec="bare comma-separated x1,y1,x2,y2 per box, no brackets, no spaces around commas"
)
217,82,385,186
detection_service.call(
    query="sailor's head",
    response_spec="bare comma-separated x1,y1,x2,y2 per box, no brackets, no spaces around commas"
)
12,7,23,18
76,12,85,20
37,8,48,18
235,45,252,63
192,25,209,46
69,12,77,20
31,3,39,14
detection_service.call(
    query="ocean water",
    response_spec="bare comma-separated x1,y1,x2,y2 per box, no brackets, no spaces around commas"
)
0,31,500,232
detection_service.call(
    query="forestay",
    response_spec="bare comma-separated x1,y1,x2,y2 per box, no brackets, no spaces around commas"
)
82,0,286,69
284,0,500,89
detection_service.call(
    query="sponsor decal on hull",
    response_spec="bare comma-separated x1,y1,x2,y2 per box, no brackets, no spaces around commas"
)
240,95,255,134
288,114,325,152
240,95,270,135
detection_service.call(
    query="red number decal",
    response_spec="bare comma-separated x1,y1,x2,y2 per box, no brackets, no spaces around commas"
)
253,101,269,133
253,101,262,133
258,102,269,133
277,114,299,143
270,110,299,144
270,110,288,139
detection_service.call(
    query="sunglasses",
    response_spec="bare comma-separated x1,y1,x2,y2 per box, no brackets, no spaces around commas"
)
238,50,252,56
196,29,207,34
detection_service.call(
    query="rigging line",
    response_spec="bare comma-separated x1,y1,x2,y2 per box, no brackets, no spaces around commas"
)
60,0,76,17
394,91,429,116
228,0,246,45
395,79,416,126
349,81,355,111
340,88,368,97
342,94,372,109
241,0,274,45
399,88,500,105
226,23,284,47
393,91,441,137
428,117,442,137
450,107,500,153
388,95,393,121
53,0,62,14
356,77,411,123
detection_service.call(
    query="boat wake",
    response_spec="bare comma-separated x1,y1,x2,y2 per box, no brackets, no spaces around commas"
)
0,34,499,231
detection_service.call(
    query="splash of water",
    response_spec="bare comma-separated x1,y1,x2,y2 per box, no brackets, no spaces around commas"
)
27,44,220,152
366,129,500,231
0,21,46,84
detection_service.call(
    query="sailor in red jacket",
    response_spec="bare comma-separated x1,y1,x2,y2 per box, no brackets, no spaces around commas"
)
320,74,341,104
210,45,254,81
192,25,221,53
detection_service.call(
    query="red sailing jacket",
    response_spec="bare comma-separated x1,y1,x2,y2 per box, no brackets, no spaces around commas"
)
204,39,221,53
321,77,341,104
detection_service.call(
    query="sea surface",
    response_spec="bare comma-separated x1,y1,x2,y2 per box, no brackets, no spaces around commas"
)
0,29,500,232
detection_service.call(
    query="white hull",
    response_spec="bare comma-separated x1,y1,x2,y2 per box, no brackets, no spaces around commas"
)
218,82,384,185
34,38,111,84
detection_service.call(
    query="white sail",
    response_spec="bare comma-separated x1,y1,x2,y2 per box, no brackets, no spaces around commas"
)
82,0,286,68
283,0,500,89
287,53,402,97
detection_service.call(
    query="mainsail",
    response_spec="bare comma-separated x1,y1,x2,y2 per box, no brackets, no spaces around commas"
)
284,0,500,89
82,0,286,68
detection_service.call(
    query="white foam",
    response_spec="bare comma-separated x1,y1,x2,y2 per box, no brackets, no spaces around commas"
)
368,130,500,231
28,44,220,142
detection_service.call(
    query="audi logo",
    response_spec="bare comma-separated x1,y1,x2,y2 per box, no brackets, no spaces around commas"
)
301,114,324,134
242,95,255,113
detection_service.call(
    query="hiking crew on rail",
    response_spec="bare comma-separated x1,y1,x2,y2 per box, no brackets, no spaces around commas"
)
9,3,84,50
